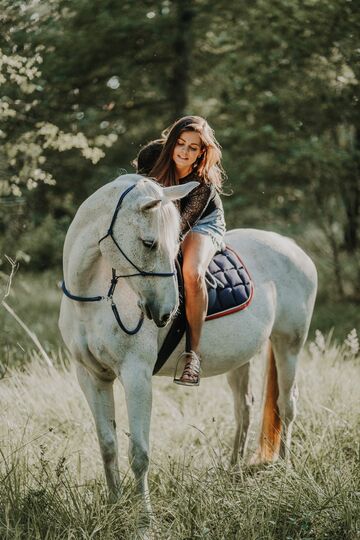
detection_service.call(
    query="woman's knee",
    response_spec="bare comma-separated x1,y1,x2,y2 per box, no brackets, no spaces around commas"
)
182,263,205,290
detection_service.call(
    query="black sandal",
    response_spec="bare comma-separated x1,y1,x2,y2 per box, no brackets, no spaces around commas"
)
174,351,201,386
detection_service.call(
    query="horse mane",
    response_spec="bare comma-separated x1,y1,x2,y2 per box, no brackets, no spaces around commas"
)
136,177,180,256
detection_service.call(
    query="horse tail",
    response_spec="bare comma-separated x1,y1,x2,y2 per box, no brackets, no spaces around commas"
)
253,342,281,463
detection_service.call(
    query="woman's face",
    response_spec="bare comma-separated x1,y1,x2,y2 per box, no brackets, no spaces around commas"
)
172,130,203,177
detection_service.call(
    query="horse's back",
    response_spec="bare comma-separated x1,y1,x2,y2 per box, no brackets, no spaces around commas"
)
226,228,317,290
225,228,317,344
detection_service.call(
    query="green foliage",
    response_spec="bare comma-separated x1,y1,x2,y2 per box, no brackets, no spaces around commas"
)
0,0,117,197
17,214,70,270
0,206,70,272
0,271,62,367
0,0,359,302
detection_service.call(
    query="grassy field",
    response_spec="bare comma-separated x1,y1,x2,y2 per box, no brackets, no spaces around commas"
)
0,272,359,539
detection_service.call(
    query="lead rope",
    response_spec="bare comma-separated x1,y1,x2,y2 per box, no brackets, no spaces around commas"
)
62,268,144,335
107,269,144,335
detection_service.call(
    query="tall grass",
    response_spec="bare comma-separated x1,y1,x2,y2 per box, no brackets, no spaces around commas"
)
0,273,359,538
0,340,359,539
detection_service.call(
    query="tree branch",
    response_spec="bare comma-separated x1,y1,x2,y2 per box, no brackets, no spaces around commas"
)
1,256,54,369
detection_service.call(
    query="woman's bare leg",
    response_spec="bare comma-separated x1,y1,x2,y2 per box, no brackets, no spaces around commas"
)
181,232,216,354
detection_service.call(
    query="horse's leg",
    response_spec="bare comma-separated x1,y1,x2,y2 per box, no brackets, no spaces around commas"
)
271,335,300,460
120,358,153,522
76,363,121,499
227,363,253,465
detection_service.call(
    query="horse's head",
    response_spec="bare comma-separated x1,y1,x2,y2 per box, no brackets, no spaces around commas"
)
99,175,198,327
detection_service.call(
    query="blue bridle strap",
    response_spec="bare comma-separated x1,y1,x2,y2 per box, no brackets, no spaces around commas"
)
98,184,136,245
62,281,104,302
98,183,174,278
62,182,175,335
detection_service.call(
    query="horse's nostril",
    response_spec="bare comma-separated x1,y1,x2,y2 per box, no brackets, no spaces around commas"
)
161,313,171,325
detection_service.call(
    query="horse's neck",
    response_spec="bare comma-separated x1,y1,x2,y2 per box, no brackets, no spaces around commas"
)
64,215,106,296
64,179,140,300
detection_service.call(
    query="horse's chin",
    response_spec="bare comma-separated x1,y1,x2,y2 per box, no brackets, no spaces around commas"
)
155,320,167,328
138,299,175,327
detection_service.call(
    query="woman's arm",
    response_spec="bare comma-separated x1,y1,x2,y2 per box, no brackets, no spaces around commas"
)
180,183,212,236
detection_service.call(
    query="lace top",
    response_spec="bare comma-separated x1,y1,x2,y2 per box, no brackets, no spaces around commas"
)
136,140,223,235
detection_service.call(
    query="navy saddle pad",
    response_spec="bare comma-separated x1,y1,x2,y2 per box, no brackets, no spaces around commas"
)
206,245,253,320
153,245,253,374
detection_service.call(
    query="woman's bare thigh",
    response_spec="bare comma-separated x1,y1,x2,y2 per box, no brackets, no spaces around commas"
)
182,232,216,274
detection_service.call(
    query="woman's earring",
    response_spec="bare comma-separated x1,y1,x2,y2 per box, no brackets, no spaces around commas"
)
193,153,204,170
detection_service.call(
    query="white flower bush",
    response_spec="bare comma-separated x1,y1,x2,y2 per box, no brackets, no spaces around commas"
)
309,328,359,362
0,47,117,196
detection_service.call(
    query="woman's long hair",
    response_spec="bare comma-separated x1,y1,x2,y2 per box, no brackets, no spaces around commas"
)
150,116,226,191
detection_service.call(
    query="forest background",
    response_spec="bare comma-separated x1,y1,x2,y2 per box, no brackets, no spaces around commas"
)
0,2,359,538
1,0,360,339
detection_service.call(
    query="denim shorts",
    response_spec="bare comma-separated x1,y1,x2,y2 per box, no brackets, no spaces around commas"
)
191,208,226,252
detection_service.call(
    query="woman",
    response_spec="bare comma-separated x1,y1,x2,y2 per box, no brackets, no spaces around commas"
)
135,116,226,386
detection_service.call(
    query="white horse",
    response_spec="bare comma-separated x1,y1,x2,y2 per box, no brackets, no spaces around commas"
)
59,174,317,528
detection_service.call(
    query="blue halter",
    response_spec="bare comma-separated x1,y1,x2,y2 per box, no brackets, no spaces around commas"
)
62,183,176,335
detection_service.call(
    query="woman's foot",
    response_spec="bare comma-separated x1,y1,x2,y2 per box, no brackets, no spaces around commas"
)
174,351,201,386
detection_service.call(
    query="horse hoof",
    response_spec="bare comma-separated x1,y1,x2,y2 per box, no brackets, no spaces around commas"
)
137,520,156,540
248,449,279,467
108,489,121,504
137,529,152,540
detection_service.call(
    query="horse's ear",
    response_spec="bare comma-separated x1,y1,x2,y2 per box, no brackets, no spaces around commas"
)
139,197,162,212
163,181,199,201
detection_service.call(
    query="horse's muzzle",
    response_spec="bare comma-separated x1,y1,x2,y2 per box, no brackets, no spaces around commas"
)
138,299,174,327
156,312,172,327
150,307,173,328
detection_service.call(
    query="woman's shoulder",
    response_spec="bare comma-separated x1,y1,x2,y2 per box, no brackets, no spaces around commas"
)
184,173,222,202
183,171,208,187
193,174,223,210
136,139,164,175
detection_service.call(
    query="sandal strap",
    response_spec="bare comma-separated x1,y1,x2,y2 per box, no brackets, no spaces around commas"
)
182,351,201,376
173,351,201,385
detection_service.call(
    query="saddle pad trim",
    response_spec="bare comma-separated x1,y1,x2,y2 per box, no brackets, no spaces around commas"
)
205,245,254,321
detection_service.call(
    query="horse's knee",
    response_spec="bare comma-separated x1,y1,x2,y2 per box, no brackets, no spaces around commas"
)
129,442,149,477
244,397,252,423
278,393,297,425
245,390,254,410
100,433,117,465
236,392,252,423
277,362,298,423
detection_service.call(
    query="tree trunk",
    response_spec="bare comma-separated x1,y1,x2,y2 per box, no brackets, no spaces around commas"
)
167,0,195,121
313,189,346,297
341,128,360,252
342,175,360,252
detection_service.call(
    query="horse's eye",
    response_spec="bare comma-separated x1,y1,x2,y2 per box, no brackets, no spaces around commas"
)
142,239,158,250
